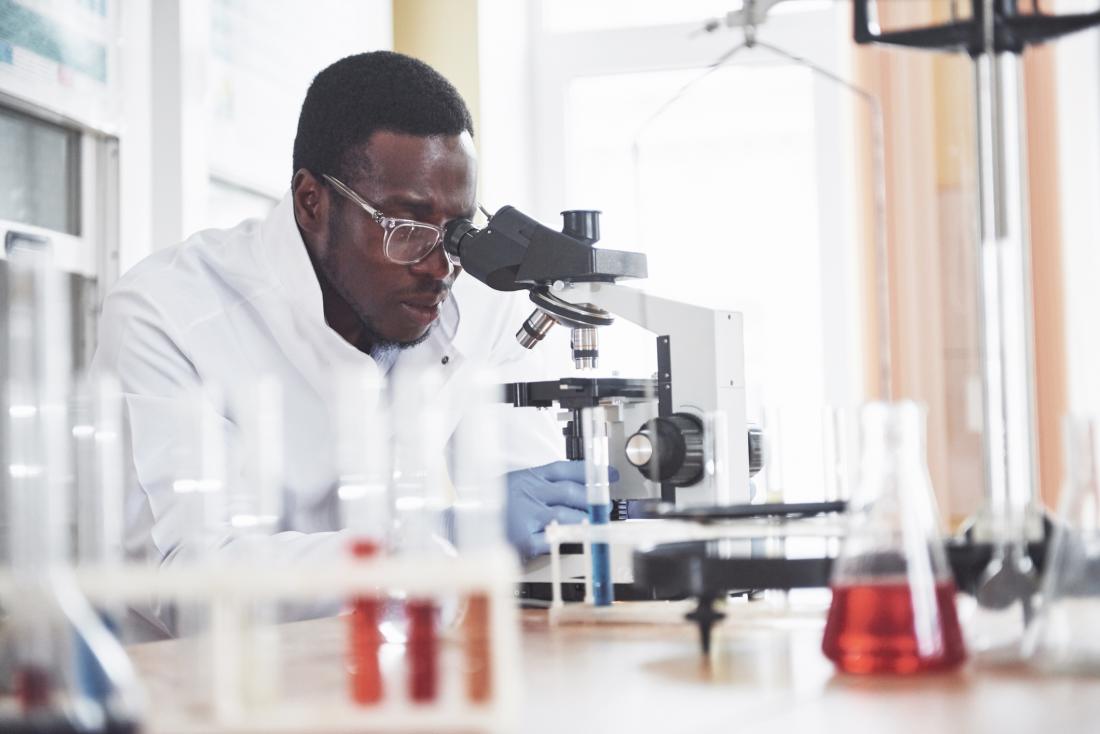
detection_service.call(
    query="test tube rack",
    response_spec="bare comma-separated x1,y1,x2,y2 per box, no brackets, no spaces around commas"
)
543,517,846,626
0,549,522,734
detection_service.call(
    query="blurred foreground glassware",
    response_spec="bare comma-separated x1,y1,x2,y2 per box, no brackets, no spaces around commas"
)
337,366,390,705
452,369,507,703
822,401,966,674
390,367,452,704
1023,416,1100,674
3,247,143,731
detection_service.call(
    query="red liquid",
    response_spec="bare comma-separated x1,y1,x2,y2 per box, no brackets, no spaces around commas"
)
464,593,492,703
406,599,439,703
15,665,51,711
822,581,967,674
348,540,383,705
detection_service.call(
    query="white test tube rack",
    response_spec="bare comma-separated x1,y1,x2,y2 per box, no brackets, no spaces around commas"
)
0,549,522,734
544,517,847,626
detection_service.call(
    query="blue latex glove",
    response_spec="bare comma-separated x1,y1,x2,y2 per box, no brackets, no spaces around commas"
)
505,460,620,558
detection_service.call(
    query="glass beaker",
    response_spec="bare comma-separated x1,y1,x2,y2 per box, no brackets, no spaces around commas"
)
822,401,966,674
1023,416,1100,673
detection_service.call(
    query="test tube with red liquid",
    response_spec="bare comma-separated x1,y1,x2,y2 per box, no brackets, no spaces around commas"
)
822,401,966,674
336,367,391,705
390,368,449,705
451,370,506,703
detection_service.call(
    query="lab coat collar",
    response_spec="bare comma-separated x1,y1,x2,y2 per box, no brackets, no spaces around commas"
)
259,191,471,361
260,192,327,324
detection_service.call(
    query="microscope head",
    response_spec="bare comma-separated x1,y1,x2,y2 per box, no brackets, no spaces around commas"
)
443,207,647,365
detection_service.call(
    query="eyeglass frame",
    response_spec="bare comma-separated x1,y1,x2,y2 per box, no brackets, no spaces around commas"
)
321,173,468,266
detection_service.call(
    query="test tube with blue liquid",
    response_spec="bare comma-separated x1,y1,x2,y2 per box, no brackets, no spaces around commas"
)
73,374,128,703
582,406,614,606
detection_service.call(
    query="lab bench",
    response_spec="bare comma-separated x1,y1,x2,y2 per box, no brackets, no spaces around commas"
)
125,605,1100,734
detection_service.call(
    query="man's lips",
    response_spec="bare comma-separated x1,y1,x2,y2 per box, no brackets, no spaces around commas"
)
400,294,446,327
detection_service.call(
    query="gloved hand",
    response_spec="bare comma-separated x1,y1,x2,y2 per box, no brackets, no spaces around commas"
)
505,460,620,558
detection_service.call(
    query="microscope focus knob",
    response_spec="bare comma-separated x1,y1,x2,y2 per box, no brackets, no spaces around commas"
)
748,425,764,477
625,413,704,487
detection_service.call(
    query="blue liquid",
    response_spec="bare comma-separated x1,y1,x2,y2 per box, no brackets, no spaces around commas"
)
588,503,614,606
74,610,119,703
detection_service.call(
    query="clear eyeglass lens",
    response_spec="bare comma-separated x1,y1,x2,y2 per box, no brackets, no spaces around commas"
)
386,223,441,264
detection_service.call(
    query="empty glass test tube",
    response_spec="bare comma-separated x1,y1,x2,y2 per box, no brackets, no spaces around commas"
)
228,375,285,708
5,248,143,731
582,406,614,607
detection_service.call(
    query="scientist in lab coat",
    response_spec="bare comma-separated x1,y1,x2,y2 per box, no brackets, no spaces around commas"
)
91,51,596,638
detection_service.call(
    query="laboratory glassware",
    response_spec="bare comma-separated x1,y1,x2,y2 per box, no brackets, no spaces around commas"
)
72,375,128,704
822,401,966,674
390,367,450,703
227,375,285,708
582,406,614,607
1023,416,1100,674
451,369,507,703
336,366,390,705
3,247,143,731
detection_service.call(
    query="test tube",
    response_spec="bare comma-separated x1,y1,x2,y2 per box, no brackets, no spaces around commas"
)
171,385,229,716
73,374,126,703
5,248,143,731
451,369,507,703
336,367,389,705
5,245,66,713
232,375,285,708
582,406,614,607
390,367,448,703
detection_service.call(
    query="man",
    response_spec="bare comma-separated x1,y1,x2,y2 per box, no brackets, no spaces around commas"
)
92,51,600,638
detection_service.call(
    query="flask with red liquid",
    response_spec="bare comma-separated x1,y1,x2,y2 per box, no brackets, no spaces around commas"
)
822,401,966,675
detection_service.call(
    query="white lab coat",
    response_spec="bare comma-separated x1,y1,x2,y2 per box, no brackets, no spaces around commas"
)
91,193,564,638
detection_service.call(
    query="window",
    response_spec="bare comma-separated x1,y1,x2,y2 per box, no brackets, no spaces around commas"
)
526,0,865,501
0,105,79,235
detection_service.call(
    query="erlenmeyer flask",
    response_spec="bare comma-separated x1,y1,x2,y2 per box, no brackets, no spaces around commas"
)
822,401,966,674
1023,416,1100,673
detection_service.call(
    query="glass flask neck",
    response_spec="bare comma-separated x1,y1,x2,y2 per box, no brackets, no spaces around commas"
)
856,401,929,503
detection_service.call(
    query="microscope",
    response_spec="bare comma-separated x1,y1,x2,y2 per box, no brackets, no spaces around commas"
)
444,207,761,597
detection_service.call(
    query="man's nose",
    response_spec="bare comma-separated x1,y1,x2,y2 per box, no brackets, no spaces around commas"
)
409,240,453,279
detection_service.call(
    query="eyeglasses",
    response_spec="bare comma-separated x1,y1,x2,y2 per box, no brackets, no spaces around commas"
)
322,173,460,266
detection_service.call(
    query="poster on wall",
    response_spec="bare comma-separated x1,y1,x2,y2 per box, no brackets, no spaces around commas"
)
0,0,119,130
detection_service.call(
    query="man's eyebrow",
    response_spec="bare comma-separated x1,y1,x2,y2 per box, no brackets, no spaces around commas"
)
378,195,433,218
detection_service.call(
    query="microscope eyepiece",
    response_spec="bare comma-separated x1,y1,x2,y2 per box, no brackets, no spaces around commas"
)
443,218,478,264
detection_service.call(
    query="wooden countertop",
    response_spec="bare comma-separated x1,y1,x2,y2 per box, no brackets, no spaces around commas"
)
127,600,1100,733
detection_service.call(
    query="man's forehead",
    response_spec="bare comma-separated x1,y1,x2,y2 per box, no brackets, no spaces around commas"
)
352,130,476,185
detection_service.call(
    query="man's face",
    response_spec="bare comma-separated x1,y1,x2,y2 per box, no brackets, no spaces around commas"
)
316,130,477,348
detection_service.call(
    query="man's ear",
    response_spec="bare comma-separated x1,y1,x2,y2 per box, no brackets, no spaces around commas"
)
292,168,328,242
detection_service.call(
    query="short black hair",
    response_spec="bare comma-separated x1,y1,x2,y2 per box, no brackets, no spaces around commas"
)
292,51,474,183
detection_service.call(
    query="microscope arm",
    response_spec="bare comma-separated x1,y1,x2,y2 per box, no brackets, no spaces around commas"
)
551,282,751,506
